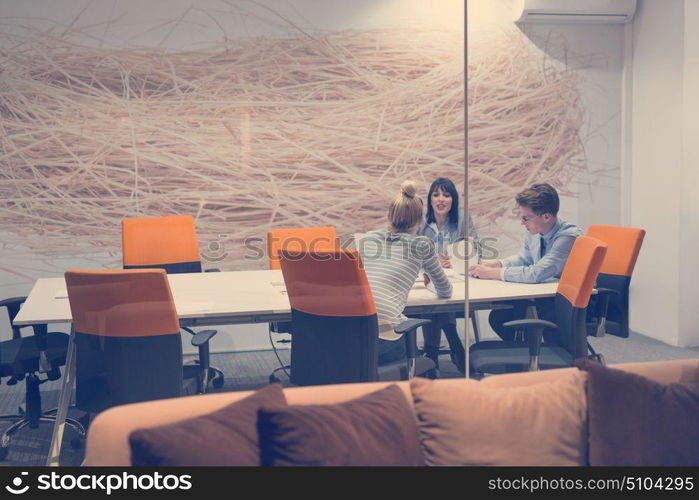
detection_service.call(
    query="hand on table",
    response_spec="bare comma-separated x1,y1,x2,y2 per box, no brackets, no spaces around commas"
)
468,263,501,280
423,273,430,287
438,253,452,268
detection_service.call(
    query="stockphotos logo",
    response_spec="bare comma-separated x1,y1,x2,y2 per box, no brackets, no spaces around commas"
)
4,471,193,496
5,472,29,495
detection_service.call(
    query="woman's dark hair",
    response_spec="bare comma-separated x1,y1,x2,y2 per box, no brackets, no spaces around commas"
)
426,177,460,225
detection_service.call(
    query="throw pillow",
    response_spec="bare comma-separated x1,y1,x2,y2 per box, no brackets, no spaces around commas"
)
257,384,424,466
129,383,287,466
410,371,587,466
577,359,699,466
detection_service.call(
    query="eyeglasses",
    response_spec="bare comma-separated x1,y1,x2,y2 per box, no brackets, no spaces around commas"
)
519,214,542,223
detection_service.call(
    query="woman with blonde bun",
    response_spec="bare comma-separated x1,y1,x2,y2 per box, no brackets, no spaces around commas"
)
359,181,452,365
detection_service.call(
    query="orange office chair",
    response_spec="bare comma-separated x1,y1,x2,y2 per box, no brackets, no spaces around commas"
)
266,226,338,381
585,225,646,363
65,270,185,414
278,249,433,385
121,215,223,392
267,226,338,270
469,236,608,376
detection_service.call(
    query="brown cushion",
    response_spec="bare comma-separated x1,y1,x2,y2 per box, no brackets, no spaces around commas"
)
578,359,699,466
257,384,424,466
129,383,287,466
410,372,587,466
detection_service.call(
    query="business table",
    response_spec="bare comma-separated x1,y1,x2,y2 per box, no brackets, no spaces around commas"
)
13,269,558,465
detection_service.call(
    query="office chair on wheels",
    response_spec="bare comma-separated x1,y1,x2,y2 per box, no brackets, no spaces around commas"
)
278,249,434,386
64,270,186,417
584,225,646,364
266,226,338,382
469,236,608,377
121,215,223,393
0,297,85,462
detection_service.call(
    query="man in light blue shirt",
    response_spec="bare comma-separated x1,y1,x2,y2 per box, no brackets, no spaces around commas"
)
468,183,582,340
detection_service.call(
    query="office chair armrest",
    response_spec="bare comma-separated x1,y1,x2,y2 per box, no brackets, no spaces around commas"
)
595,288,620,310
190,329,217,347
502,319,557,363
394,318,431,334
1,297,27,339
0,296,27,308
204,268,221,273
395,318,432,359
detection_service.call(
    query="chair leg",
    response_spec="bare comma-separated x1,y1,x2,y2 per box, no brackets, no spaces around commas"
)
587,341,606,364
207,366,225,389
469,309,481,343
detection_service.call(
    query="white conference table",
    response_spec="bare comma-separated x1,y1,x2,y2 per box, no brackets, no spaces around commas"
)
13,269,558,466
14,269,558,326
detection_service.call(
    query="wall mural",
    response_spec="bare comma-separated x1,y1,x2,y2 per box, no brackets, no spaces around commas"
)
468,30,583,234
0,1,587,286
0,9,464,277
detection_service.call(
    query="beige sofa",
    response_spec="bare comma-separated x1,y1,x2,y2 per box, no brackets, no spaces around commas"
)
85,359,699,466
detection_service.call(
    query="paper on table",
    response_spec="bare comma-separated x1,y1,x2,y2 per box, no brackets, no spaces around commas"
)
54,289,68,299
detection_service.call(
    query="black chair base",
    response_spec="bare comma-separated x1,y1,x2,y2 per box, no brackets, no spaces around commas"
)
470,341,573,376
0,409,86,462
183,363,224,393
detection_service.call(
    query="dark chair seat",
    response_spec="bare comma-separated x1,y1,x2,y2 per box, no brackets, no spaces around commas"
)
470,341,572,375
0,333,69,377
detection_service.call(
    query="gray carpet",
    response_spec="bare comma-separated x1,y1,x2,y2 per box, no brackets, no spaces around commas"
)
1,333,697,467
587,331,699,364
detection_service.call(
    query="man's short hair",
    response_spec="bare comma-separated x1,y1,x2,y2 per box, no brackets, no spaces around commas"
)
515,183,559,216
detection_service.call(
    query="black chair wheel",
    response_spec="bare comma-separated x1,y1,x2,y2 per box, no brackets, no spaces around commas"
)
269,374,281,384
70,436,84,450
212,377,224,389
0,446,8,462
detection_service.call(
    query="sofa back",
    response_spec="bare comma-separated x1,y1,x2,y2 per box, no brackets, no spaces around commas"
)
85,358,699,466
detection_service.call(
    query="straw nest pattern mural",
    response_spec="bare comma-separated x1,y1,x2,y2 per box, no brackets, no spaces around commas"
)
468,31,583,228
0,15,581,275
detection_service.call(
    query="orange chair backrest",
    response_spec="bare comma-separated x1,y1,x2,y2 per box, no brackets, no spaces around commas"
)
557,236,608,309
279,249,376,317
65,269,180,338
586,225,646,277
267,226,338,270
122,215,201,267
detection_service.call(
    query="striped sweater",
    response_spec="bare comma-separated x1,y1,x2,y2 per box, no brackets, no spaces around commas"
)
359,230,452,340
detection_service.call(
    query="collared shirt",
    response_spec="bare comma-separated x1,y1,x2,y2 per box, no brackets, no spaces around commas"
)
500,218,582,284
420,212,481,259
360,230,452,340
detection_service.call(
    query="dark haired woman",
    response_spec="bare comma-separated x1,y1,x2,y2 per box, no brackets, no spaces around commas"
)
419,177,478,374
